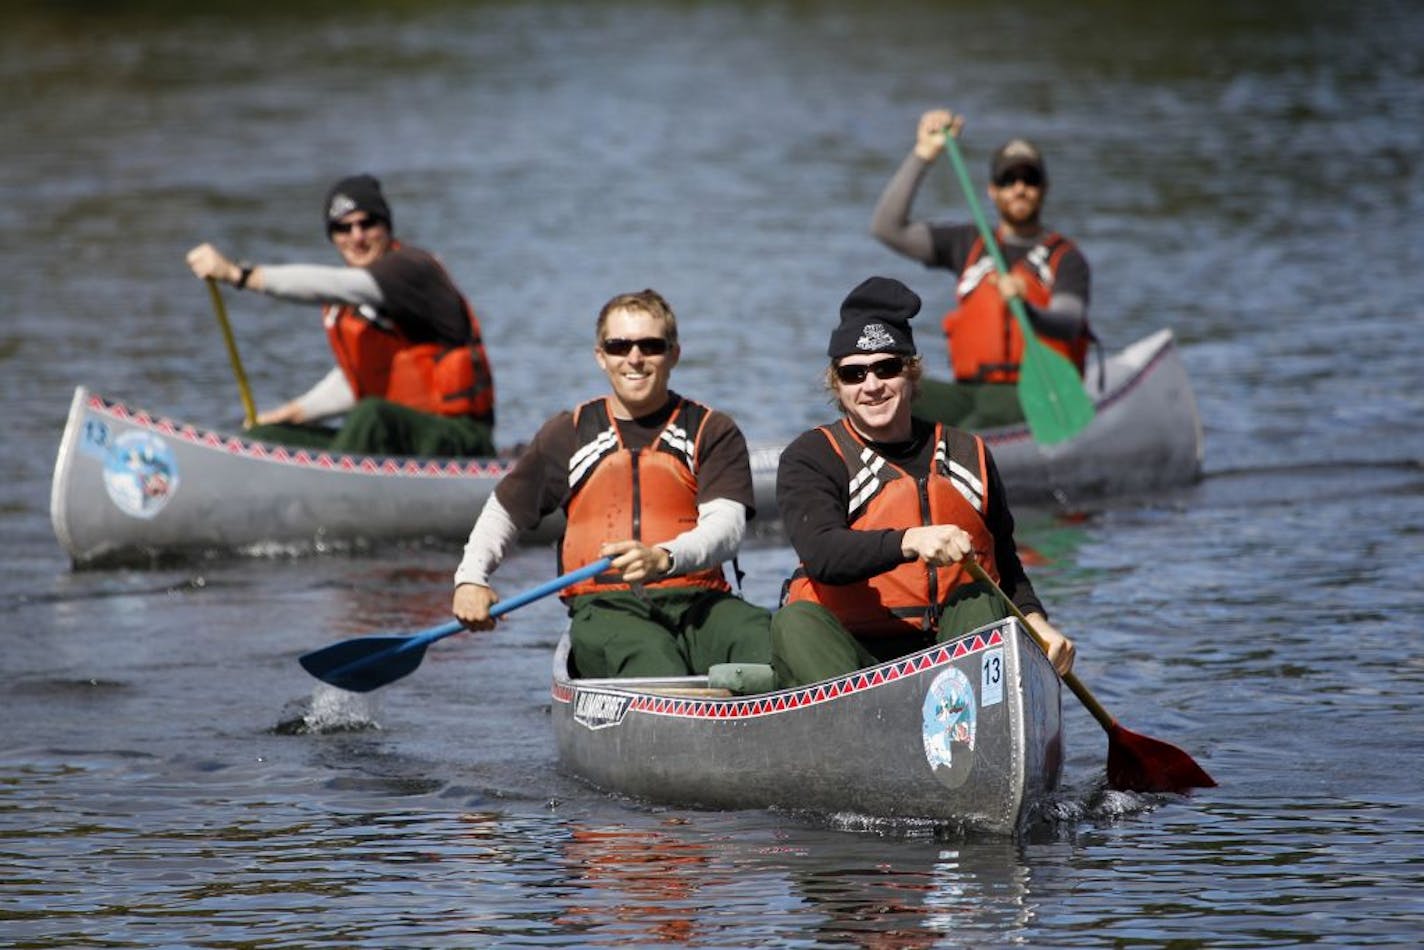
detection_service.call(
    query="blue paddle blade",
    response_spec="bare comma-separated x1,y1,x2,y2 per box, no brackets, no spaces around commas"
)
296,557,614,693
299,635,430,693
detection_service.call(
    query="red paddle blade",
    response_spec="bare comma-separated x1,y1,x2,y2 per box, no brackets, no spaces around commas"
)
1105,722,1217,794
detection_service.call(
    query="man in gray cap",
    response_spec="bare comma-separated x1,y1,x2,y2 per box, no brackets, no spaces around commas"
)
871,109,1093,429
186,173,497,457
770,276,1075,687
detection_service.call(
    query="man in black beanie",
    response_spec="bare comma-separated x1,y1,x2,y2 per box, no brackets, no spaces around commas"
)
769,276,1076,687
185,173,497,457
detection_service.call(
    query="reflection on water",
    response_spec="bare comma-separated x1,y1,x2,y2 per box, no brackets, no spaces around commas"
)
543,819,1043,949
555,821,714,944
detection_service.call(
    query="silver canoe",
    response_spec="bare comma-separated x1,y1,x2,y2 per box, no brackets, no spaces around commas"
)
550,616,1063,835
49,386,531,567
50,328,1198,566
955,326,1203,506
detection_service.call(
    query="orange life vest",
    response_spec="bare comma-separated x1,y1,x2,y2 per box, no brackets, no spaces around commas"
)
322,251,494,421
783,420,999,638
941,231,1089,383
559,396,732,598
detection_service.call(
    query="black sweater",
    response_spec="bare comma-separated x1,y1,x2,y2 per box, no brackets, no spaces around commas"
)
775,417,1045,618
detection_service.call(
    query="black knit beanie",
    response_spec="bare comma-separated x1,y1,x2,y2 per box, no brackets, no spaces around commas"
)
826,277,920,359
324,174,392,234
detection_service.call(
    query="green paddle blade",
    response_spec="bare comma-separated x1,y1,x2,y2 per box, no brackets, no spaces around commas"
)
941,130,1095,445
1014,319,1097,446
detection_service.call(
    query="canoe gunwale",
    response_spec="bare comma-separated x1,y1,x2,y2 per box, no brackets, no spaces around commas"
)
68,388,517,479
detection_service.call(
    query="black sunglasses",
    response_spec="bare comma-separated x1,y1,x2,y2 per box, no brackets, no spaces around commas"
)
834,356,906,385
993,167,1043,188
330,215,386,235
601,336,670,357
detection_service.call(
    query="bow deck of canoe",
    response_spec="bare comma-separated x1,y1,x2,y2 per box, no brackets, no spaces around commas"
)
551,617,1063,834
50,328,1200,566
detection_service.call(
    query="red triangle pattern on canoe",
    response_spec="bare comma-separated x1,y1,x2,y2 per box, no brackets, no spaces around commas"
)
87,392,513,478
553,627,1006,723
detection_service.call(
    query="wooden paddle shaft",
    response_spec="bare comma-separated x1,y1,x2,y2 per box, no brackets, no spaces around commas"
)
964,559,1116,731
205,278,258,427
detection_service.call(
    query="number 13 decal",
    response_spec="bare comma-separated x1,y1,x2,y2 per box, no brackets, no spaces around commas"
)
980,648,1004,706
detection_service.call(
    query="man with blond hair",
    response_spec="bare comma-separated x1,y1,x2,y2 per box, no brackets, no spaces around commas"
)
452,289,771,679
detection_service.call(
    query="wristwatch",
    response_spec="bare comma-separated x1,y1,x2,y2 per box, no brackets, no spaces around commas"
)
234,262,255,289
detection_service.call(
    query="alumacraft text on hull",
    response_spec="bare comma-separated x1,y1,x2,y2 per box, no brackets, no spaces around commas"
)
551,617,1063,835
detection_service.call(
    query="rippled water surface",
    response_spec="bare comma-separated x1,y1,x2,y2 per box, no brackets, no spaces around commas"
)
4,1,1424,946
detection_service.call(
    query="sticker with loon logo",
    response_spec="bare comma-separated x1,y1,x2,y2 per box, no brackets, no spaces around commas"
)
574,690,631,730
922,667,977,788
100,429,180,520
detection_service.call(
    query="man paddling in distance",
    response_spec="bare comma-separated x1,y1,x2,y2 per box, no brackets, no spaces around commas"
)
871,109,1094,429
769,276,1076,687
185,173,498,457
452,289,774,680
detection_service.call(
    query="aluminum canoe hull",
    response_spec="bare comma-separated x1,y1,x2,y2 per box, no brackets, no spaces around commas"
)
49,386,528,567
971,327,1202,506
551,617,1063,835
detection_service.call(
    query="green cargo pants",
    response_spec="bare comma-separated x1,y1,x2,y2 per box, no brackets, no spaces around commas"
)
912,378,1025,430
566,587,774,680
245,397,496,457
770,583,1008,688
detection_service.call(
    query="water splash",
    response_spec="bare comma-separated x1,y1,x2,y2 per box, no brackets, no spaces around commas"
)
272,684,383,735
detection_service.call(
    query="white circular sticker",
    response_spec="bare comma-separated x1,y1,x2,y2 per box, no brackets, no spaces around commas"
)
922,667,977,786
103,431,179,519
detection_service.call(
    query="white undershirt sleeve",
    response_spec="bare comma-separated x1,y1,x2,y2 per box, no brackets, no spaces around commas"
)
453,495,521,588
259,264,385,308
290,366,357,421
658,497,746,576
